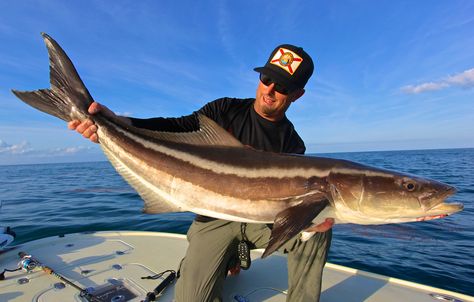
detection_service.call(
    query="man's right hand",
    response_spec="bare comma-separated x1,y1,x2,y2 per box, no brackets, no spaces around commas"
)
67,102,115,143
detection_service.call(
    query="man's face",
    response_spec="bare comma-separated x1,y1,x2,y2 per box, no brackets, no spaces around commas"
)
254,75,303,121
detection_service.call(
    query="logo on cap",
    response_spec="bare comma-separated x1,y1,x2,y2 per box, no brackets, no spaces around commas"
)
270,48,303,75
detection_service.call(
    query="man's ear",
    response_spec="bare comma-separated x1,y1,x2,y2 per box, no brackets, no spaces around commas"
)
290,88,305,102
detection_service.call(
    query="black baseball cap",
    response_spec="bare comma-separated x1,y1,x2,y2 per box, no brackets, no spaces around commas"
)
254,44,314,92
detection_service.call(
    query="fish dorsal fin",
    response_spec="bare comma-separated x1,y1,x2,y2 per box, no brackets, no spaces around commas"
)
129,114,244,148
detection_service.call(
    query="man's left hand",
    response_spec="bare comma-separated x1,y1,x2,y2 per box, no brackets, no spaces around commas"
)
304,218,334,233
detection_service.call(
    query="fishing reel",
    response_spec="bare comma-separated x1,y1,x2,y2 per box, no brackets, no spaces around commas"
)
0,251,36,281
18,252,39,273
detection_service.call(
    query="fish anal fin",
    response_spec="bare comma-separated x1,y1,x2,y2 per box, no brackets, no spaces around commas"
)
262,197,329,258
102,146,182,214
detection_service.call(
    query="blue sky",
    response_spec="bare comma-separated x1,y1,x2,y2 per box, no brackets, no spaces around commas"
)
0,1,473,165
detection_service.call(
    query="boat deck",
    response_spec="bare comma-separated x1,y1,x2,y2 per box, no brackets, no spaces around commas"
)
0,231,472,302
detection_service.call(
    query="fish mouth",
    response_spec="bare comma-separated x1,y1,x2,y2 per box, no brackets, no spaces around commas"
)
417,200,464,221
417,186,462,221
416,202,464,221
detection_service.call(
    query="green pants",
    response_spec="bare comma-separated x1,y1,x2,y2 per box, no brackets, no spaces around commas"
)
175,219,332,302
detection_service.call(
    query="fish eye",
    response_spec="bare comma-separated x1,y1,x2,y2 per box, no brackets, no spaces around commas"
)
403,181,417,192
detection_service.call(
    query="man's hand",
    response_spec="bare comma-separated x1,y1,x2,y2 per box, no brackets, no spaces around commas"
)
304,218,334,233
67,102,119,143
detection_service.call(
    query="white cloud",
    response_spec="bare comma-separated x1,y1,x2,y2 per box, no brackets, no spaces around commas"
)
0,139,93,157
0,139,32,154
401,68,474,94
445,68,474,86
47,146,93,156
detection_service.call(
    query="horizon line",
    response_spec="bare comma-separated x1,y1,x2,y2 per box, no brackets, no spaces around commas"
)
1,146,472,167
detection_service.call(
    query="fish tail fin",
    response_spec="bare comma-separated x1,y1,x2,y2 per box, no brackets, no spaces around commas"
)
11,32,93,122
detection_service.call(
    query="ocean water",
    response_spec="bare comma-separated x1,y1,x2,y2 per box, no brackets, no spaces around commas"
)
0,148,473,296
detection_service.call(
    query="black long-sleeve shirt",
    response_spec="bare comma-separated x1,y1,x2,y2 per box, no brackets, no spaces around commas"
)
129,97,306,154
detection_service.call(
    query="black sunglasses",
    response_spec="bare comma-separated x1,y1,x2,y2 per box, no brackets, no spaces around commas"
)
259,74,290,95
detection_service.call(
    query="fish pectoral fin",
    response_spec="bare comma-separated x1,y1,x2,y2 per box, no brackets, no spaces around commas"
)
262,198,329,258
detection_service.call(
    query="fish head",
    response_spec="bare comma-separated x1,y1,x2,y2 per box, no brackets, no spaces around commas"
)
327,166,463,224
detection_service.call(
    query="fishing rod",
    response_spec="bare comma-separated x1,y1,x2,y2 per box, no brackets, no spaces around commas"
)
17,252,103,302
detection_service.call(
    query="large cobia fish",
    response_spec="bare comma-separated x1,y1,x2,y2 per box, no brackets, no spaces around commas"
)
12,34,463,257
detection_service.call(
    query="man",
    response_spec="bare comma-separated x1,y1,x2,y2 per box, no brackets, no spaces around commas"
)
69,44,333,302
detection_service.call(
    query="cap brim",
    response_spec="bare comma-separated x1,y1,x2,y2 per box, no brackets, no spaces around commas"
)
254,67,299,91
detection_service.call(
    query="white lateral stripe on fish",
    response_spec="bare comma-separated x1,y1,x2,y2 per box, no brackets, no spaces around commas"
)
113,120,402,179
